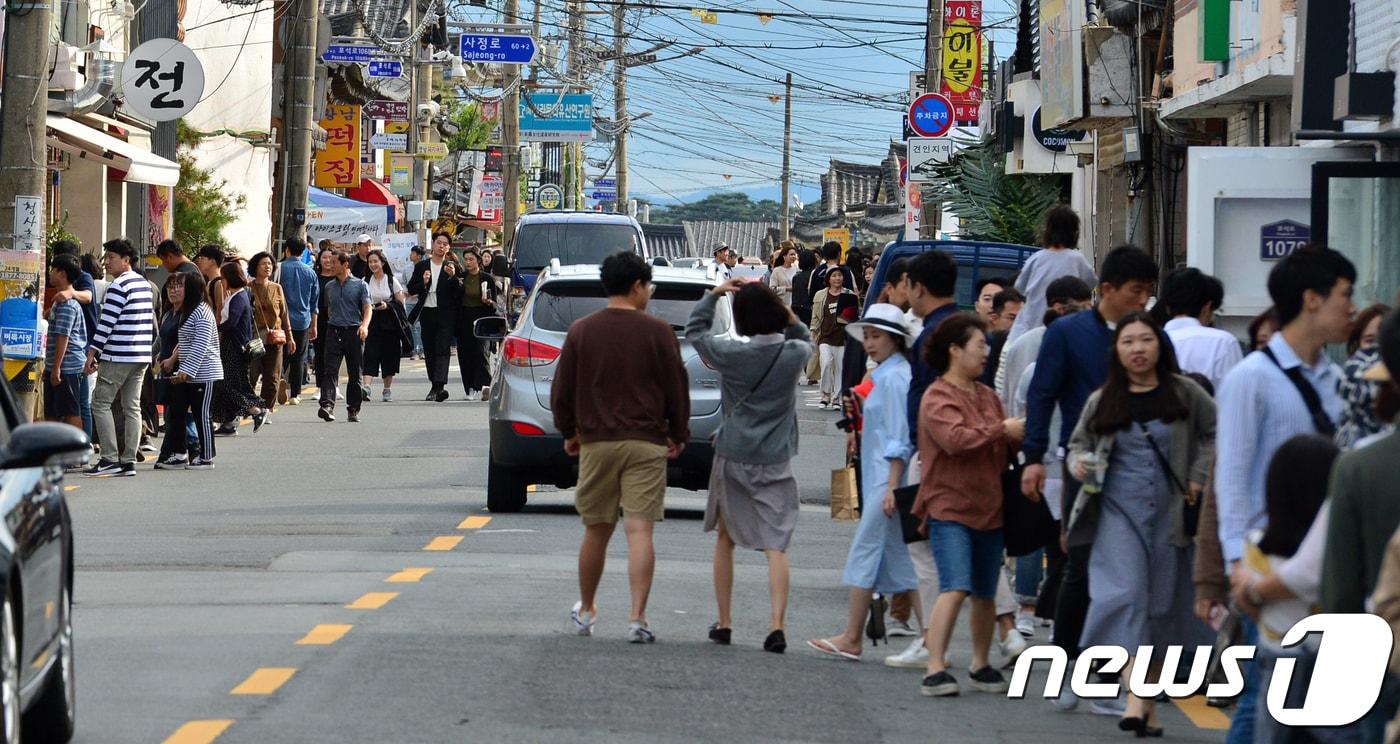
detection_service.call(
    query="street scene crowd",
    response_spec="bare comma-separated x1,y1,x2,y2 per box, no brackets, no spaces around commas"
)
39,205,1400,742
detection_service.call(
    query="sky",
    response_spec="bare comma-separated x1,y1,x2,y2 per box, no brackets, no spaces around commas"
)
450,0,1020,205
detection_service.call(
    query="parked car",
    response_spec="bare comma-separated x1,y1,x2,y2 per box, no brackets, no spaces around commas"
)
863,239,1041,308
0,376,86,743
476,263,730,512
669,257,704,270
505,212,649,320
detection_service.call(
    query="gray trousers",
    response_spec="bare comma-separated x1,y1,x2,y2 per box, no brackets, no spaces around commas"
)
92,361,147,465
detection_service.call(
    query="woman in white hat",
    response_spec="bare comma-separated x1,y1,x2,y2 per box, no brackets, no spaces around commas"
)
809,303,922,661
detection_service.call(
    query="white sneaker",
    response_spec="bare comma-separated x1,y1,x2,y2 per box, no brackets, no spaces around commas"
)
626,621,655,644
1015,612,1036,638
887,618,919,637
382,389,393,402
884,637,929,669
570,601,595,636
1053,687,1079,711
1000,630,1027,664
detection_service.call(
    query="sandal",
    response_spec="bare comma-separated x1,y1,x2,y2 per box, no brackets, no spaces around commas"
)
806,638,860,661
708,623,732,646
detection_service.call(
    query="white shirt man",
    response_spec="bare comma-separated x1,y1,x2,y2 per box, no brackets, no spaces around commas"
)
1159,268,1242,391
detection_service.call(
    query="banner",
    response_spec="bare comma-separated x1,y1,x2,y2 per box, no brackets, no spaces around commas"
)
379,233,419,279
313,104,362,188
940,0,982,126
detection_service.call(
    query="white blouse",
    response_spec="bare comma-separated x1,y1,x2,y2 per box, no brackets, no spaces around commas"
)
367,274,405,304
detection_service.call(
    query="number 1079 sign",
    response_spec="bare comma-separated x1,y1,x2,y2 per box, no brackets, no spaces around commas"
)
1260,220,1310,261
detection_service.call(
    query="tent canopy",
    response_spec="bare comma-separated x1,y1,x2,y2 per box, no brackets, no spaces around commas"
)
306,187,393,244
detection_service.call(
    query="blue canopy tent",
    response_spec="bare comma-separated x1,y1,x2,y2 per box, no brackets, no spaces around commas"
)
305,187,394,244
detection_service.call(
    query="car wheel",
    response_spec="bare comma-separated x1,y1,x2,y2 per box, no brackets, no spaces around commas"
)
1,588,19,744
487,458,527,513
25,584,75,743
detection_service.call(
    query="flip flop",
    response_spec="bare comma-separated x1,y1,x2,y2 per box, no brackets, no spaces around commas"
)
807,638,860,661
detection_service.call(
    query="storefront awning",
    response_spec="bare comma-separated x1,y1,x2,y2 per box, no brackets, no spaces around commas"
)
345,178,401,223
45,114,180,187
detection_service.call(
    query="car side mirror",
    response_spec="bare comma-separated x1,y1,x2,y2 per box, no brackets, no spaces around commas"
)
0,422,90,470
474,316,510,340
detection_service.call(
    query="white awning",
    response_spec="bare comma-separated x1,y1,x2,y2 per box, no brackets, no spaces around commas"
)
45,114,180,187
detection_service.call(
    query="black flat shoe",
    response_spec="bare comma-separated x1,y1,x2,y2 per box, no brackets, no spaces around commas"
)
708,623,731,646
865,594,887,646
763,629,786,654
434,389,450,403
1117,717,1161,738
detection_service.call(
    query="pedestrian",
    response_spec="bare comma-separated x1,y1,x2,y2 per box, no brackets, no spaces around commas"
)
974,278,1005,324
1007,205,1098,344
50,241,98,440
811,242,857,305
407,233,462,402
808,304,920,662
210,262,267,436
1248,308,1279,352
551,251,690,643
82,238,154,477
404,246,426,359
1336,303,1393,449
155,239,201,283
768,244,799,306
1065,312,1216,734
790,248,819,329
278,237,319,405
362,249,407,403
153,272,201,467
845,249,868,295
45,255,88,430
915,313,1024,697
1215,244,1355,744
194,245,226,310
979,287,1025,386
154,272,222,471
248,251,293,416
455,248,498,401
1020,245,1158,713
318,252,372,423
905,249,963,447
311,246,338,391
1160,267,1243,391
1227,435,1338,743
712,242,736,281
687,278,812,654
810,268,860,409
349,233,374,279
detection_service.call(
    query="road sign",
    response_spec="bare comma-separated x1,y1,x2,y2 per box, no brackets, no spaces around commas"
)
519,93,594,142
459,33,537,64
415,142,448,160
323,43,381,63
1260,220,1310,261
823,228,851,260
369,132,407,151
120,39,205,122
364,100,409,121
907,137,955,182
908,93,954,138
536,184,564,210
592,177,616,188
367,60,403,78
589,189,617,201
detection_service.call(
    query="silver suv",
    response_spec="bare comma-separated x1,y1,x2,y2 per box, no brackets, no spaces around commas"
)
476,263,732,512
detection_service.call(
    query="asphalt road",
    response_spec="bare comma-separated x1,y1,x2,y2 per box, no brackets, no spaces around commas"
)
67,361,1232,744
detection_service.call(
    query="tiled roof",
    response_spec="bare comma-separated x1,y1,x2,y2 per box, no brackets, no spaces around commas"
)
320,0,412,40
682,221,779,259
641,223,688,259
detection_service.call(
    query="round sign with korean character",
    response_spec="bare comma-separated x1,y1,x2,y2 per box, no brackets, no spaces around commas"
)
120,39,206,122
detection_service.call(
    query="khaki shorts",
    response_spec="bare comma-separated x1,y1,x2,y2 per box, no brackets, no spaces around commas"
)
576,440,668,525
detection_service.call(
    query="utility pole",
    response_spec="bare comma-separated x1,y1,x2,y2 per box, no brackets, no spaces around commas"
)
408,0,434,207
0,0,53,251
503,0,522,244
920,0,945,239
780,72,792,241
280,0,319,240
612,0,628,212
564,0,583,209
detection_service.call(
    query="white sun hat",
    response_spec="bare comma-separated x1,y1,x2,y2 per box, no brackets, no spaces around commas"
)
846,303,916,343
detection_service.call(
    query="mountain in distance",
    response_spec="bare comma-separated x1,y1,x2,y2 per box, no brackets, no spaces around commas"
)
636,182,823,207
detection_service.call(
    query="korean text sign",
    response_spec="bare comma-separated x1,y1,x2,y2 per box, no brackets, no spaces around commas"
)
314,105,362,188
941,0,982,126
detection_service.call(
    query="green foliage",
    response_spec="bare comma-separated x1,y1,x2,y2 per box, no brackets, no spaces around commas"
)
445,102,491,153
651,191,784,224
45,213,79,251
926,135,1064,246
173,152,245,253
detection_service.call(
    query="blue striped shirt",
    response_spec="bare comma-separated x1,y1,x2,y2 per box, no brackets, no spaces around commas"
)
45,299,87,374
277,258,319,331
90,270,154,364
1214,332,1343,563
177,303,223,382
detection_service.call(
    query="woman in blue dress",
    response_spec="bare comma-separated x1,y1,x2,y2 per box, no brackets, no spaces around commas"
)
808,304,921,661
1065,312,1215,737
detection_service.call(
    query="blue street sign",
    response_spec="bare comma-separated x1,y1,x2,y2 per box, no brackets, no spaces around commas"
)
519,93,594,143
459,33,537,64
367,60,403,78
324,44,381,63
590,190,617,201
1260,219,1310,261
592,178,616,188
907,92,954,138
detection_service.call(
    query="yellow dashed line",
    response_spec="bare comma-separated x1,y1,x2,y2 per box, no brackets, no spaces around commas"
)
63,485,78,492
386,568,433,583
162,720,234,744
457,516,492,529
1174,695,1232,730
230,667,297,695
295,624,352,645
424,535,463,551
346,591,398,610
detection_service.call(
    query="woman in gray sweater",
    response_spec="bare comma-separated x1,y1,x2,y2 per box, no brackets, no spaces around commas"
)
687,278,813,653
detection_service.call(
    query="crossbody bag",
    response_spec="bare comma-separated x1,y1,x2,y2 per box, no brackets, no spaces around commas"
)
1136,421,1199,538
1260,346,1337,436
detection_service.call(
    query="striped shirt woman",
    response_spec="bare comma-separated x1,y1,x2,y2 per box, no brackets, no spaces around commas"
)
157,275,223,470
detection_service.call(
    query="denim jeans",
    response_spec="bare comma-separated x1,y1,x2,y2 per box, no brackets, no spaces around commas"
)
927,519,1004,598
1226,616,1260,744
1015,548,1044,605
405,298,423,356
79,373,93,440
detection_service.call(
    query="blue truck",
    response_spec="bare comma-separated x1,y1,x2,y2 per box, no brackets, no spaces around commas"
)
861,238,1041,309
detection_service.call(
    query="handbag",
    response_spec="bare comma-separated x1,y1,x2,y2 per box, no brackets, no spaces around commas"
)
242,335,266,359
264,328,287,346
893,484,923,544
1137,422,1199,538
1002,460,1057,556
830,467,859,521
389,299,415,356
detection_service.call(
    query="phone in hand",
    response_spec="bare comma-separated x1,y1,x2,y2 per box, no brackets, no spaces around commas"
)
1208,603,1228,632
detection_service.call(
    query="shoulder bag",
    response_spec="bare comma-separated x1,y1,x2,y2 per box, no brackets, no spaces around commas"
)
1137,421,1199,538
1260,346,1338,436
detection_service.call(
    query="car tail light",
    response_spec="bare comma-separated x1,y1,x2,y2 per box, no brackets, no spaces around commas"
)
511,286,527,315
510,421,546,436
503,336,560,367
